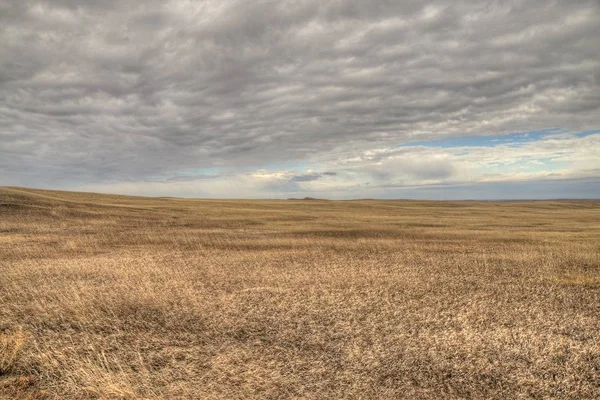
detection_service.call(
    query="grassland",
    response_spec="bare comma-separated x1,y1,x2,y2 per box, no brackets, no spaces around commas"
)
1,186,599,399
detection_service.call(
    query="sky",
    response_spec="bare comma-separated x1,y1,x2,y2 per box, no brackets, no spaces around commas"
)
1,0,599,199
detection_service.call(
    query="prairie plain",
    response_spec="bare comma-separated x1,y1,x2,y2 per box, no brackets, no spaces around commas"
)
1,186,599,399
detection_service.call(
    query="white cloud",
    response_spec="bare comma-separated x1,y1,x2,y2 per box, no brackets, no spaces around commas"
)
75,132,600,199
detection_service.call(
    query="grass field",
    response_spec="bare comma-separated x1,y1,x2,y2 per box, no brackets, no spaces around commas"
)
1,186,599,399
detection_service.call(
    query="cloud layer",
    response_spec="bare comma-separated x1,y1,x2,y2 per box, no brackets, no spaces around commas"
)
1,1,599,198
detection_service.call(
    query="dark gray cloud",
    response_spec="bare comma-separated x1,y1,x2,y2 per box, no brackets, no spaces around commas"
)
0,0,599,192
291,172,337,182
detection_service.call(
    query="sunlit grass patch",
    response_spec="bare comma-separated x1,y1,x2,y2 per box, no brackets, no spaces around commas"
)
550,273,600,286
0,328,25,375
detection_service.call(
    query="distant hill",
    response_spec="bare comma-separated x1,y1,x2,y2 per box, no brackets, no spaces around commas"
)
287,197,324,201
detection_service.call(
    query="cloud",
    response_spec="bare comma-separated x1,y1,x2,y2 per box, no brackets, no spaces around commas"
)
362,156,457,182
68,131,599,199
291,172,337,182
325,131,600,186
0,0,599,198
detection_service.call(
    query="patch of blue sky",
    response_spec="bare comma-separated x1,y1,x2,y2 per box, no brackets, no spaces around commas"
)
150,167,223,182
517,158,566,171
480,158,566,174
160,167,223,179
399,128,566,148
574,129,600,138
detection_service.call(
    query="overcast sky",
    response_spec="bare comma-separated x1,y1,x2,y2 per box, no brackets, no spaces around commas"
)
1,0,599,199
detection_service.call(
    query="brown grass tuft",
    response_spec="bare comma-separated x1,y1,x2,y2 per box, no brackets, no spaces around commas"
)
0,328,24,376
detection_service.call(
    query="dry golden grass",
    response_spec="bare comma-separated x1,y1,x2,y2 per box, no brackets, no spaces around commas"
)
0,328,24,375
1,186,599,399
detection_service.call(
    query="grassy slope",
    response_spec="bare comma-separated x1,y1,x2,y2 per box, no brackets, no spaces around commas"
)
1,186,599,399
